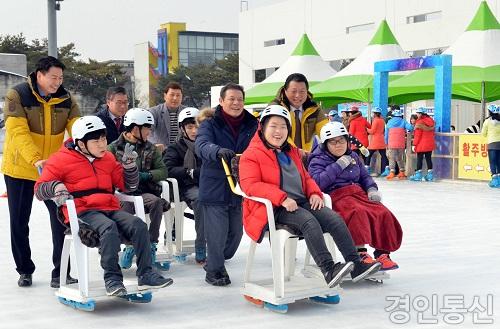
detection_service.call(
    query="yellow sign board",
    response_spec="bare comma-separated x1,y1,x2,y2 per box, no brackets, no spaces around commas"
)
458,134,491,181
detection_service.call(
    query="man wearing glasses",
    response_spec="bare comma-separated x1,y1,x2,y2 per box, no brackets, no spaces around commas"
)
96,86,129,144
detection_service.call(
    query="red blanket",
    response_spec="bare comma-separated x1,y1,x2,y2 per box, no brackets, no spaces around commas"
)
330,184,403,252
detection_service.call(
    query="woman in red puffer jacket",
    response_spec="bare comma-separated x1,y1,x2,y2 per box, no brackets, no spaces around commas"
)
410,108,435,181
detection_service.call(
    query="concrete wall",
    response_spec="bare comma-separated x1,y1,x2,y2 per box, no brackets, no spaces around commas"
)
0,72,26,104
0,53,27,76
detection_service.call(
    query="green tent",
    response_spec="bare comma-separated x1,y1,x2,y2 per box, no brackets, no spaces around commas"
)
245,34,336,105
310,20,407,105
389,1,500,105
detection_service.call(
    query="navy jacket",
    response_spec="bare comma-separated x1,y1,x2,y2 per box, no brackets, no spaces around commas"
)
96,105,125,144
195,106,258,205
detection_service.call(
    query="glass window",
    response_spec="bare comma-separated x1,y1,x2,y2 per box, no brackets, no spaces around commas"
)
205,36,214,49
346,23,374,34
216,37,224,50
254,69,266,83
179,51,188,61
179,35,188,49
188,35,196,48
197,36,205,49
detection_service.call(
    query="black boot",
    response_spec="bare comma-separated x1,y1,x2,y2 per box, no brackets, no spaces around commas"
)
323,262,354,287
351,261,381,283
18,274,32,287
50,275,78,288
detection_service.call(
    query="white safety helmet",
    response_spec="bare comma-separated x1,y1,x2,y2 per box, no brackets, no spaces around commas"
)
372,107,382,114
123,108,155,127
415,107,428,114
320,122,348,144
72,116,106,141
178,107,200,125
260,104,291,125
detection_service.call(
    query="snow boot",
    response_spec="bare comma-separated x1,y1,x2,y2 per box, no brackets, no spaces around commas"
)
410,170,423,181
380,166,390,177
488,174,500,188
119,245,135,269
424,169,434,181
195,247,207,265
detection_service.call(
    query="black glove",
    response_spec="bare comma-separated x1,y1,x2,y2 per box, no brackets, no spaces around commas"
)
217,148,236,165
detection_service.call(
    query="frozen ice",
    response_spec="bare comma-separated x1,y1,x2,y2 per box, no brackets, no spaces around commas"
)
0,176,498,328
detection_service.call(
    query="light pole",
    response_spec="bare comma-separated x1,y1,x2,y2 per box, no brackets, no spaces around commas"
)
47,0,63,58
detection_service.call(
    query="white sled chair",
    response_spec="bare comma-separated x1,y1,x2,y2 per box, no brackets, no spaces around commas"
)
222,158,341,314
56,194,160,311
162,178,195,262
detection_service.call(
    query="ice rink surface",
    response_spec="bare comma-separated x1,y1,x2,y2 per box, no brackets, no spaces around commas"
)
0,176,498,328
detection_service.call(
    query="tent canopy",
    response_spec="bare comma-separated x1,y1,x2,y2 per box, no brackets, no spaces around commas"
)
245,34,336,105
389,1,500,104
310,19,407,105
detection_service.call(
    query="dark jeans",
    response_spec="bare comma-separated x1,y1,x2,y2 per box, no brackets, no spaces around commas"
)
79,210,152,281
488,149,500,175
122,193,165,243
182,186,205,251
275,201,359,273
416,151,433,170
202,204,243,273
5,175,68,279
366,149,389,172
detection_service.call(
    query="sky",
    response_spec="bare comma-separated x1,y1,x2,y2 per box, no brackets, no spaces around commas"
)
1,0,285,62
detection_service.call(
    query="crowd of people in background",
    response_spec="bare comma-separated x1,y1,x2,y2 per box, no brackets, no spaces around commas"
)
2,55,497,300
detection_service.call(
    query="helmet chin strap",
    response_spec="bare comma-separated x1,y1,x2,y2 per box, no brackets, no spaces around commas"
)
130,126,146,144
181,126,194,142
77,140,99,159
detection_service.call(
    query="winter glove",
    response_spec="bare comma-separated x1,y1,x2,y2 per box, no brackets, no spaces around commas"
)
367,187,382,202
336,155,353,170
360,146,370,157
217,148,236,165
52,183,73,207
139,171,152,183
121,143,138,169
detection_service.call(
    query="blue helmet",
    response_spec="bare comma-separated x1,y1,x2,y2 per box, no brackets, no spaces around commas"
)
372,107,382,114
416,107,428,114
328,109,338,116
392,109,403,117
487,104,499,114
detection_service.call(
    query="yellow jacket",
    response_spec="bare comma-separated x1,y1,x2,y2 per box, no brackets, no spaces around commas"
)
1,73,80,181
271,87,328,152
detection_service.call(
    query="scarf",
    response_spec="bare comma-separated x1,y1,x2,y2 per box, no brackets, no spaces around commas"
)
182,137,198,170
221,109,245,139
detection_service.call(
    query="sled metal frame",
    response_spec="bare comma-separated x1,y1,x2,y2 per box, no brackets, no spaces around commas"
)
222,159,340,308
57,195,158,309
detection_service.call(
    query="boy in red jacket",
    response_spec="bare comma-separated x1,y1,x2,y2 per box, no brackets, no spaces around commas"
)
34,116,173,297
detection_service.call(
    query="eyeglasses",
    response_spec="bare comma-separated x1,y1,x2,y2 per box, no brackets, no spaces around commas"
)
328,138,347,146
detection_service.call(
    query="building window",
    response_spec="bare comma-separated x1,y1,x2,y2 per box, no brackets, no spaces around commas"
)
254,69,266,83
346,23,374,34
178,33,238,67
264,38,285,47
407,11,442,24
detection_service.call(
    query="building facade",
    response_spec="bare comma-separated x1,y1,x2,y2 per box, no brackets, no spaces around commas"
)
239,0,499,86
157,22,238,74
